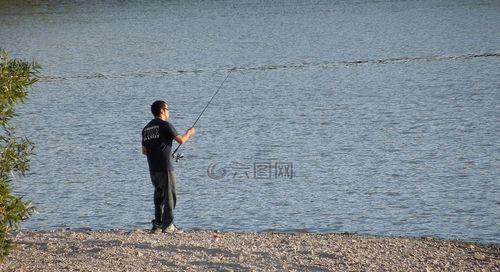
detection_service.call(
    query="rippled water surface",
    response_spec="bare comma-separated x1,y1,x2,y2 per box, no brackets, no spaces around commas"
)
1,0,499,243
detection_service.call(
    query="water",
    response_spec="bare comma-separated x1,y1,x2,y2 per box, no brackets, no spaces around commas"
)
1,0,499,244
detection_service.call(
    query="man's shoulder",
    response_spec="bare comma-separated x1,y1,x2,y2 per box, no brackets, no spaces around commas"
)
143,119,156,129
143,118,176,134
159,120,176,128
145,118,169,127
160,120,178,136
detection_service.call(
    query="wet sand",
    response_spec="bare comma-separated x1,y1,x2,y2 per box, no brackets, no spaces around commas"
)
1,229,498,271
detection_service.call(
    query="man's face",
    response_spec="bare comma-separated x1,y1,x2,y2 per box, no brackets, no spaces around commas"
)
162,104,170,120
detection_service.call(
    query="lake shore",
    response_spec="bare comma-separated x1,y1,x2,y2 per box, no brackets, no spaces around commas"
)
1,229,498,271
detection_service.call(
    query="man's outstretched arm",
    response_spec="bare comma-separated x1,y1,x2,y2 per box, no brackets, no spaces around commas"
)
175,127,196,144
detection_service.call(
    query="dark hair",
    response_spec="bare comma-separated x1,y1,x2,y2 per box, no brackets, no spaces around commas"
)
151,100,167,117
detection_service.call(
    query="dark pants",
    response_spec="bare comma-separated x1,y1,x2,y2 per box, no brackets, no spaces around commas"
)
150,171,177,229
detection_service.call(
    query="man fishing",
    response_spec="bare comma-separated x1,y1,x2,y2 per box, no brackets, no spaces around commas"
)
142,100,195,234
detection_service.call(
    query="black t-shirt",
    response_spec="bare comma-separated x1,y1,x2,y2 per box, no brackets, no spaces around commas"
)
142,118,179,172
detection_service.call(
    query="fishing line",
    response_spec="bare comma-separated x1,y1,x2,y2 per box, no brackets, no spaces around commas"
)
172,68,235,161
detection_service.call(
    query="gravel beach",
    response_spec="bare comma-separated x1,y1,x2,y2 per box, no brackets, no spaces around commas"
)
1,229,498,271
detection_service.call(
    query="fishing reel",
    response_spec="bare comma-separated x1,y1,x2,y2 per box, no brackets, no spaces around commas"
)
173,153,184,162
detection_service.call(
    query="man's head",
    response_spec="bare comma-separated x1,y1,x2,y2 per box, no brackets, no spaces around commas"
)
151,100,169,120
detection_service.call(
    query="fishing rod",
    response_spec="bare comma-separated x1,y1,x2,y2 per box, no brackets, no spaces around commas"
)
172,68,235,162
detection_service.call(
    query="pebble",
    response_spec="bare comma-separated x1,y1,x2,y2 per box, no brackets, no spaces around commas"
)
213,233,221,242
473,252,486,261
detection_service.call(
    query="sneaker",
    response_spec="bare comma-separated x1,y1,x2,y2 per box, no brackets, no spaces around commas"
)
151,227,161,234
151,220,162,234
162,224,184,234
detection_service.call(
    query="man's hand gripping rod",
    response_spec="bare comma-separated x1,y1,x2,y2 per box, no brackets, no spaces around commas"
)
172,68,234,162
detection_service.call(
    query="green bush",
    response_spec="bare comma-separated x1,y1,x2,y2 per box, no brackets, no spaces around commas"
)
0,49,40,261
